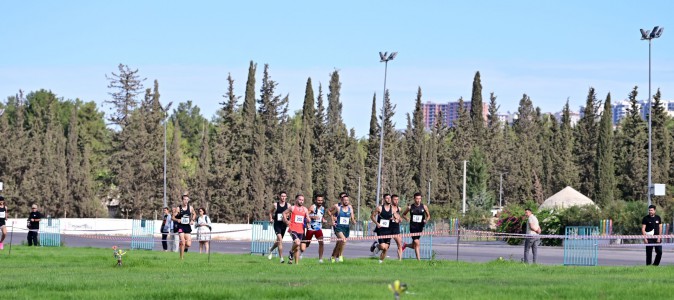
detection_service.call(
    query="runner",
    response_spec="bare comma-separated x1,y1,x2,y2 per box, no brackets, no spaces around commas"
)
304,194,327,263
390,194,404,260
401,192,431,261
329,193,355,263
283,194,310,264
370,194,393,263
172,194,197,259
0,196,7,249
267,191,289,263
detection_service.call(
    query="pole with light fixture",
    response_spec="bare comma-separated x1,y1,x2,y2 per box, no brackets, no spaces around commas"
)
640,26,664,207
375,51,397,208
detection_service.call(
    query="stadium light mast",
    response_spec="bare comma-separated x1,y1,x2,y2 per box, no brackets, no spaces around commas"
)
375,51,397,208
640,26,664,207
161,102,173,208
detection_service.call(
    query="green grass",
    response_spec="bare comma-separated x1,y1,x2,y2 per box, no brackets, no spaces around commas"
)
2,246,674,299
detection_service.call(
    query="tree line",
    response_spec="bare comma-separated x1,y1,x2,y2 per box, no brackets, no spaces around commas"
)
0,63,672,222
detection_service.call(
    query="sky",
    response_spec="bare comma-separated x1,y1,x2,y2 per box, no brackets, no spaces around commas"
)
2,1,674,137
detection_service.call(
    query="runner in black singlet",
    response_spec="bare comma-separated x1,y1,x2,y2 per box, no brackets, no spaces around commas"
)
267,191,289,263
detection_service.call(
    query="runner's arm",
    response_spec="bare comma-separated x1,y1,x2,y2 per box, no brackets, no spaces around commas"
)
401,206,411,221
370,206,381,227
269,204,276,222
282,207,292,225
349,205,356,224
424,204,431,223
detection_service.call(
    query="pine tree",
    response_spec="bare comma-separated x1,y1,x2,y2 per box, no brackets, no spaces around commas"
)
409,87,425,194
595,93,615,207
105,64,145,127
509,94,539,204
167,118,185,207
312,84,328,200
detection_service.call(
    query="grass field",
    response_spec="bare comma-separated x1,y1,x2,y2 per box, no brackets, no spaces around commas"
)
3,246,674,299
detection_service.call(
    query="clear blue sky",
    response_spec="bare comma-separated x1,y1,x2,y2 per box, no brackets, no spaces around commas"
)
2,1,673,137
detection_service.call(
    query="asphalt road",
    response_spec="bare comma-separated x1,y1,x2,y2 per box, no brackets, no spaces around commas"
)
5,232,671,266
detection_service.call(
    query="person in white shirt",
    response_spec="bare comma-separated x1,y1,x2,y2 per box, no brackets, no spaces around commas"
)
523,208,541,264
196,207,212,254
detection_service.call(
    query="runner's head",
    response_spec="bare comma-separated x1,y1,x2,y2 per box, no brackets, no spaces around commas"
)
391,194,399,206
314,194,324,207
340,193,350,206
383,193,391,205
182,194,190,204
295,194,305,206
278,191,288,202
0,195,4,205
413,192,422,205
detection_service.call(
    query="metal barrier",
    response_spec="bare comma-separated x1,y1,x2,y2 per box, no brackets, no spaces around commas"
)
563,226,598,266
131,219,155,250
39,218,61,247
401,221,435,260
251,221,276,256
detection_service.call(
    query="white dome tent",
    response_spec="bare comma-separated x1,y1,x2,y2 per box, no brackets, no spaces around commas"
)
539,186,597,211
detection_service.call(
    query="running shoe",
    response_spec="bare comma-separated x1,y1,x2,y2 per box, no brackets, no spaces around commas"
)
319,259,324,263
338,256,344,262
289,250,294,261
280,258,285,263
330,257,335,263
370,241,378,253
267,252,273,260
378,260,383,264
401,243,407,251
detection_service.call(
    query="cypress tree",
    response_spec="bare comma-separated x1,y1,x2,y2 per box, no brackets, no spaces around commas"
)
364,93,379,207
470,71,485,143
300,78,315,197
615,87,647,201
651,89,670,195
595,93,615,207
553,101,578,190
574,87,599,199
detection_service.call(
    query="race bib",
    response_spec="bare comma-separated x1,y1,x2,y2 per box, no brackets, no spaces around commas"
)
181,215,190,225
339,217,349,225
277,213,283,221
0,211,5,218
294,215,304,223
380,219,390,228
412,215,423,223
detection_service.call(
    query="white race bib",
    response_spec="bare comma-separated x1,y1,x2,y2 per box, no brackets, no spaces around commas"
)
0,211,5,218
339,217,349,225
294,215,304,223
412,215,423,223
277,214,283,221
380,219,390,228
181,215,190,225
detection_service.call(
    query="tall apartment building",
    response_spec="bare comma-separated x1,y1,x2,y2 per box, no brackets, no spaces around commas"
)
422,101,488,129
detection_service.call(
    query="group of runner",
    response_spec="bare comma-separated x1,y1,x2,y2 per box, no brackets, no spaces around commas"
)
266,190,430,264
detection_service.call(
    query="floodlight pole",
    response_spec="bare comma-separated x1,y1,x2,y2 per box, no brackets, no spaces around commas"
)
375,52,397,208
640,26,664,207
462,160,467,216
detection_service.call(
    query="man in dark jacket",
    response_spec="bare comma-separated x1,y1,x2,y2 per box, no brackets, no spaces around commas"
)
27,204,42,246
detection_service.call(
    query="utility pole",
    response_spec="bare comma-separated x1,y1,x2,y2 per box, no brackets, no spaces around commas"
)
427,179,432,205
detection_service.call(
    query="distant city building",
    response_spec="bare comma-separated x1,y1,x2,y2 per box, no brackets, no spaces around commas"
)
422,101,488,129
579,99,673,125
552,110,581,126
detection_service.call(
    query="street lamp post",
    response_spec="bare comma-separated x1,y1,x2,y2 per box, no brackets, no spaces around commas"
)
375,51,397,208
163,113,168,208
640,26,664,207
499,172,508,207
